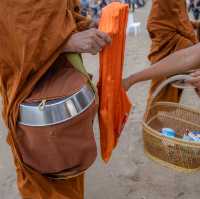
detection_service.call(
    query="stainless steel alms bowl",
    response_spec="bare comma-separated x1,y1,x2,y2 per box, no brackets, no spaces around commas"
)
18,84,95,127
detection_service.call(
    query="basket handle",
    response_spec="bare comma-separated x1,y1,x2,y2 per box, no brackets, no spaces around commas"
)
143,75,193,122
151,75,192,101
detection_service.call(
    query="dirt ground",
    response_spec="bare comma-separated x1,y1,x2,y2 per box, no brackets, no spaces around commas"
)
1,1,200,199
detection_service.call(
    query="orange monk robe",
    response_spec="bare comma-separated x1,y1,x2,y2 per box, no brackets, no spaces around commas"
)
0,0,90,198
147,0,198,104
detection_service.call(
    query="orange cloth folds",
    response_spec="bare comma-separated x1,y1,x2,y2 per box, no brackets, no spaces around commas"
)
147,0,197,104
98,3,132,162
0,0,90,198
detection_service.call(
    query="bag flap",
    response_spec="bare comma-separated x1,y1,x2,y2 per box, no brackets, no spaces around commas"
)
24,55,87,103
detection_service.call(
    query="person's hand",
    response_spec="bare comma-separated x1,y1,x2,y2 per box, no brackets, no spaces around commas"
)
64,28,111,55
89,18,99,28
187,69,200,96
122,73,140,91
122,77,132,91
191,20,199,29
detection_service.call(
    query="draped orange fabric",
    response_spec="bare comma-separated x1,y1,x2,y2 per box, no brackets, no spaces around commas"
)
0,0,90,198
147,0,198,104
98,3,132,162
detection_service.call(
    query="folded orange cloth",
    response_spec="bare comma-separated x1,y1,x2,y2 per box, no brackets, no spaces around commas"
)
98,2,132,162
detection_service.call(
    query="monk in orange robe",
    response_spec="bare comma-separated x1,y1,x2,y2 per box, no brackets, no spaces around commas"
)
147,0,198,105
0,0,111,198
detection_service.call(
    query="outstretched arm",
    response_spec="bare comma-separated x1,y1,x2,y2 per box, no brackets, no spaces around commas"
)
123,43,200,90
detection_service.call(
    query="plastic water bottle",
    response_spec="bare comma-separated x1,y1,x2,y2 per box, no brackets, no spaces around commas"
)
161,128,176,138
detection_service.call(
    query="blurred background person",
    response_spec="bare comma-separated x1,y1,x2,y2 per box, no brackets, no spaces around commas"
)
80,0,90,16
146,0,198,107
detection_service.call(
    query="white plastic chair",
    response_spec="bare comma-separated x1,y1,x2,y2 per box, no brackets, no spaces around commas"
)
126,13,141,36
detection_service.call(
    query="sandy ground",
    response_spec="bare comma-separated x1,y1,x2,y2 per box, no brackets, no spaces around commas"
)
1,1,200,199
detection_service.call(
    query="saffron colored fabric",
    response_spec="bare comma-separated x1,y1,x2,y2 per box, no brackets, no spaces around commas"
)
98,2,132,162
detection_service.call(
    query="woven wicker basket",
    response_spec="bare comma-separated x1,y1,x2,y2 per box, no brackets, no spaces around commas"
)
143,75,200,172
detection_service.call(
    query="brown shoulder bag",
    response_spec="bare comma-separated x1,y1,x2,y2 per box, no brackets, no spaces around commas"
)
15,55,98,177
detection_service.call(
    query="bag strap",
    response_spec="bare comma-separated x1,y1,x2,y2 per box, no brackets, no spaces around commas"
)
65,53,96,92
